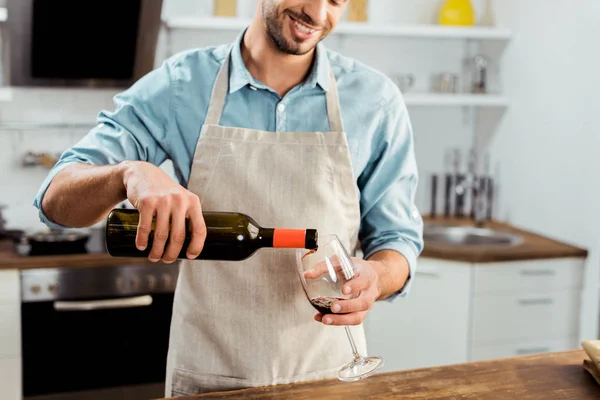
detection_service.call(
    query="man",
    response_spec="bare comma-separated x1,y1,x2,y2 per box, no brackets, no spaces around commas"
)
34,0,423,396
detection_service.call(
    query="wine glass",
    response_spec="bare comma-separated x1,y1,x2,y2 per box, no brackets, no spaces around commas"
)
295,234,384,381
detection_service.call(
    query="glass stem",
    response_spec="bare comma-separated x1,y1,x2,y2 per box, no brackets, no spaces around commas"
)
344,325,361,360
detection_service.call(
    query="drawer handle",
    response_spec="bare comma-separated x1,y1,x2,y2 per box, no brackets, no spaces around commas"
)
516,347,551,355
518,298,554,306
520,269,556,276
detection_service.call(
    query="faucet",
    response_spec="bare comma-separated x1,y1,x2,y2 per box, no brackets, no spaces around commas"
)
455,150,488,227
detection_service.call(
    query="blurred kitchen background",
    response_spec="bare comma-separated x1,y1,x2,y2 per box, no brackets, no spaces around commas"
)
0,0,599,399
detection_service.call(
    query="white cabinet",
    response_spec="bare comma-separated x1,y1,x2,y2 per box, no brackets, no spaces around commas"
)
0,358,21,400
0,269,22,400
364,259,472,372
363,257,585,372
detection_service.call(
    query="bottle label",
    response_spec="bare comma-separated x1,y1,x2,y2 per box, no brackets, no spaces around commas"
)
273,229,306,248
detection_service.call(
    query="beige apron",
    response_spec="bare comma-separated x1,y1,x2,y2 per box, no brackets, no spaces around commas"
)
165,47,367,397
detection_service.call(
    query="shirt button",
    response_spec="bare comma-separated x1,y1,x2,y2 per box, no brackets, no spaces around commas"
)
277,103,286,112
249,85,257,91
411,207,420,219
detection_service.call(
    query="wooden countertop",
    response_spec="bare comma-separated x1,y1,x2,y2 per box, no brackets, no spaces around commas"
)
0,216,588,269
162,350,599,400
0,239,149,270
421,217,588,263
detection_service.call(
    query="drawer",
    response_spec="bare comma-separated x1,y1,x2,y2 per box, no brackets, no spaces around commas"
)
0,270,20,304
472,290,580,343
0,304,21,357
0,357,21,400
471,336,578,362
365,259,472,372
474,258,584,295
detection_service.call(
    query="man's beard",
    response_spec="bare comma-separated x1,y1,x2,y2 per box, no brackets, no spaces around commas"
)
262,3,327,55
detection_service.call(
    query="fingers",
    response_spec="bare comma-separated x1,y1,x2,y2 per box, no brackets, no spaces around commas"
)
162,208,187,264
303,256,344,280
136,202,154,251
340,272,371,296
149,206,170,262
319,311,369,326
186,195,206,259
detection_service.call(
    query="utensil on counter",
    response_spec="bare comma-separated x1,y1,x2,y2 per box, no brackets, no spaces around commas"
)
453,149,465,218
430,174,438,217
443,149,456,217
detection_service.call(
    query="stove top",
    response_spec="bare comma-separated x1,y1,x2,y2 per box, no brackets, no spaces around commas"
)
18,226,181,302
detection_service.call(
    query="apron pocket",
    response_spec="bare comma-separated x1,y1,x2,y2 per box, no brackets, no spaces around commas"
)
171,368,253,396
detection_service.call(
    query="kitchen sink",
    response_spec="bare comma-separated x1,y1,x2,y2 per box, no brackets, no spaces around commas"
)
423,224,524,247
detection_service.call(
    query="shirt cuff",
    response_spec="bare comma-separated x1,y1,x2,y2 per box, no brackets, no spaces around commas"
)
363,241,419,301
32,161,77,229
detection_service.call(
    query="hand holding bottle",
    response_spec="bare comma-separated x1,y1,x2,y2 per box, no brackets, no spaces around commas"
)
121,161,207,263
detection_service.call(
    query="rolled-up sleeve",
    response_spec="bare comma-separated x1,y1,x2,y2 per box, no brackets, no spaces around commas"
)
358,94,424,300
33,59,175,228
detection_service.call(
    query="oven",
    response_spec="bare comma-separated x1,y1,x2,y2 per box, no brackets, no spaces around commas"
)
20,261,179,400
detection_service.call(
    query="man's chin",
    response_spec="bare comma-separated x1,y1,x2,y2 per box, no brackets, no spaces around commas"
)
285,37,320,55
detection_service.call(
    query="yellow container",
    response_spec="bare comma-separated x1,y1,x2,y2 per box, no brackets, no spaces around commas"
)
214,0,237,17
347,0,368,22
438,0,475,26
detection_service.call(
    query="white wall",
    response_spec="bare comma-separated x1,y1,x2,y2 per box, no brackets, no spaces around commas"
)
489,0,600,340
0,0,478,231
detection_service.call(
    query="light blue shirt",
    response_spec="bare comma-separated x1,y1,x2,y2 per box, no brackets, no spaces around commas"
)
34,29,424,297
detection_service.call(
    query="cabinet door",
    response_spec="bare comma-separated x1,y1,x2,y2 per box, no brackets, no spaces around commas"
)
0,270,21,359
0,357,21,400
363,258,472,372
471,336,578,361
0,270,20,303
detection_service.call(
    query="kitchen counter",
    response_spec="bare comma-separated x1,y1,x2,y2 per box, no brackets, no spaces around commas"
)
162,350,599,399
0,239,149,270
421,217,588,263
0,217,588,270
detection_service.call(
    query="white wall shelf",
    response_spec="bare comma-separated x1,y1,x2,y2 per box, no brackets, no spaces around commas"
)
163,17,512,41
403,93,509,107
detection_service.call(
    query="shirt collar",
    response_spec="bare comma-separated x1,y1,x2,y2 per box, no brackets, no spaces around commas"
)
227,29,331,94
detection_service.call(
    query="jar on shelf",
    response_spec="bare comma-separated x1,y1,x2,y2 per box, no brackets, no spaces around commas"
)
347,0,368,22
214,0,237,17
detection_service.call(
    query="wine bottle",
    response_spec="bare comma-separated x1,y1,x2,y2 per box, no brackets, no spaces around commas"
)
105,209,318,261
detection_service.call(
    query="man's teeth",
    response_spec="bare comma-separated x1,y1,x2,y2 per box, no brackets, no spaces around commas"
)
294,21,315,34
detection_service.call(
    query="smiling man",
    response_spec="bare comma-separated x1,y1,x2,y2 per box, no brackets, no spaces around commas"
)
34,0,423,396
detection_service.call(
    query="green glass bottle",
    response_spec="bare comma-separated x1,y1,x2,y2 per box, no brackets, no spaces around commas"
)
105,208,318,261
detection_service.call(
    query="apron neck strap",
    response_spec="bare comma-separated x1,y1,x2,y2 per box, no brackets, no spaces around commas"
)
325,69,344,132
204,48,345,132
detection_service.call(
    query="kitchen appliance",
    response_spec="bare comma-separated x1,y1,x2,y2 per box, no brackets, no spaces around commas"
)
24,229,90,255
4,0,164,88
20,228,179,400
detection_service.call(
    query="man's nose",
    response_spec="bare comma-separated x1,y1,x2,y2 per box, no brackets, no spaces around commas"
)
303,0,328,26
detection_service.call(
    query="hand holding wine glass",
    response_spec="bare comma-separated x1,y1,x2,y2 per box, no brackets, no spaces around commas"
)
296,234,384,381
303,254,381,326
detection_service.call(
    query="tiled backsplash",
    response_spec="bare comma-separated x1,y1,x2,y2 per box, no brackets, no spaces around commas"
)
0,88,119,232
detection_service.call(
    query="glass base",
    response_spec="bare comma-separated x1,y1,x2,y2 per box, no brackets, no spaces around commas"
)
338,356,384,382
